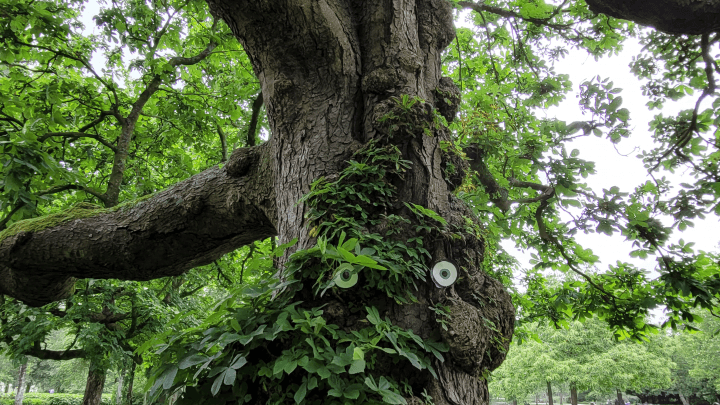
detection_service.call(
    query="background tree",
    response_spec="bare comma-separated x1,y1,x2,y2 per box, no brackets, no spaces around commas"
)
490,318,673,405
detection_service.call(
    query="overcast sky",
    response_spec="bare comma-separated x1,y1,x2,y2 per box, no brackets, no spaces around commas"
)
548,38,718,266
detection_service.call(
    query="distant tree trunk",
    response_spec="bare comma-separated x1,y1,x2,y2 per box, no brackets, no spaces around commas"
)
570,384,578,405
115,367,124,405
14,363,26,405
560,387,564,405
616,389,625,405
24,382,30,393
514,399,518,405
124,362,135,405
82,360,106,405
678,392,689,405
548,382,554,405
536,393,539,405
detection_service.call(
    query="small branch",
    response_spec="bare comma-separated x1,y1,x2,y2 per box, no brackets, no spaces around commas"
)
458,1,573,30
214,260,232,286
179,283,205,299
650,33,716,173
535,197,619,304
39,131,117,152
216,122,228,162
0,204,26,231
246,91,263,147
238,242,257,284
38,184,108,205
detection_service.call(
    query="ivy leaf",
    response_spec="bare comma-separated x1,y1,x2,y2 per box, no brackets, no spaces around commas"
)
348,359,366,374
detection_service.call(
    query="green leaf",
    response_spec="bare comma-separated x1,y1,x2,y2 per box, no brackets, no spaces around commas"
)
348,359,366,374
343,384,362,399
230,355,247,370
162,366,178,390
607,96,622,113
178,354,208,370
223,367,237,385
353,347,365,360
211,374,223,397
294,381,308,404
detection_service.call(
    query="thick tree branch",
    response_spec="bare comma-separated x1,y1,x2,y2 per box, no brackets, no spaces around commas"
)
27,342,86,361
584,0,720,34
0,143,276,306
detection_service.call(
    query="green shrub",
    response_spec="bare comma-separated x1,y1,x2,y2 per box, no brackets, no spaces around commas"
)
0,393,114,405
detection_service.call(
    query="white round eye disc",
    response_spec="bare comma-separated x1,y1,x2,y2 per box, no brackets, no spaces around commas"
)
431,260,457,288
334,268,358,288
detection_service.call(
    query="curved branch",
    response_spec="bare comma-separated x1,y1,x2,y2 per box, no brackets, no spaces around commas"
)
650,34,716,173
38,184,108,204
26,342,86,361
584,0,720,34
458,1,573,30
105,40,219,207
0,143,277,306
39,132,117,152
246,91,264,147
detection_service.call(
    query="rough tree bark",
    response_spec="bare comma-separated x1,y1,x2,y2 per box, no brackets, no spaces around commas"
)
82,360,106,405
13,363,26,405
584,0,720,34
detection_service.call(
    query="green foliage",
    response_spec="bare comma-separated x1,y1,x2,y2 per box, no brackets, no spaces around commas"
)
0,393,113,405
490,317,673,401
443,0,720,340
141,142,454,404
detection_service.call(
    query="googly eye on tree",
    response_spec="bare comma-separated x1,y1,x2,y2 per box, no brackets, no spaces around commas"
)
333,267,358,288
431,260,458,288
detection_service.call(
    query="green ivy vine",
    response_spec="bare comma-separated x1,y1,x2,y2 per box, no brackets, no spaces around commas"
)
142,138,457,405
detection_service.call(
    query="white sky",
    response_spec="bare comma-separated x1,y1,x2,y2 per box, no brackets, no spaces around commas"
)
545,38,719,269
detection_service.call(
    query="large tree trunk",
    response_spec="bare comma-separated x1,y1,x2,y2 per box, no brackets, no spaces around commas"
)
570,384,578,405
124,362,135,405
547,382,554,405
616,389,625,405
13,363,26,405
202,1,513,403
0,1,515,403
115,367,123,405
82,361,106,405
